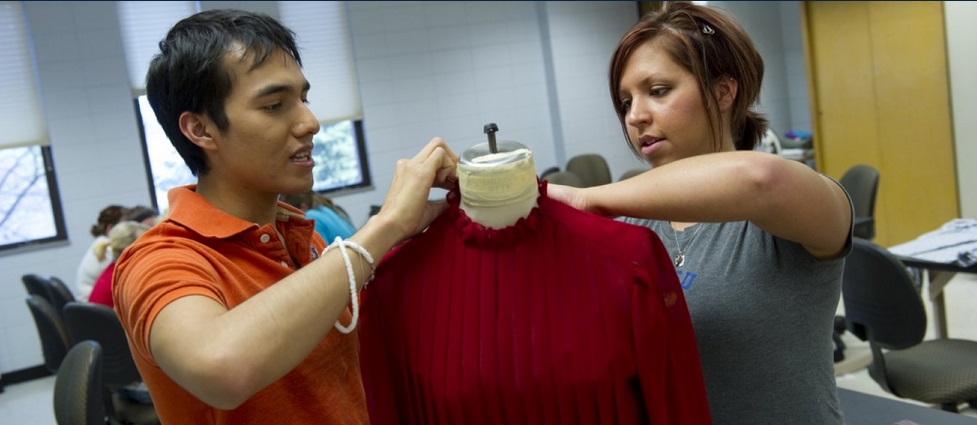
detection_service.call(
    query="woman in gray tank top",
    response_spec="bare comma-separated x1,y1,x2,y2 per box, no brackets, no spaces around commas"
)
548,3,854,424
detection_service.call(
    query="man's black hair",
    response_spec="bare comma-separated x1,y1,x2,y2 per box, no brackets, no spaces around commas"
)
145,9,302,176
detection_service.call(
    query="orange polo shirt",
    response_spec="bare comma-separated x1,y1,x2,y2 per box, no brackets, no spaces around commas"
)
113,185,368,424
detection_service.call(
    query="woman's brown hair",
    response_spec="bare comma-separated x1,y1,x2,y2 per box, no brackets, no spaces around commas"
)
609,2,767,154
90,205,127,237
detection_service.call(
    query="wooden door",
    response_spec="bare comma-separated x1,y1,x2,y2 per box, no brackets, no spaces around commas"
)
804,1,958,246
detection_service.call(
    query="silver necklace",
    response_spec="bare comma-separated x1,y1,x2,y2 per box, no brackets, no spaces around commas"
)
669,222,702,268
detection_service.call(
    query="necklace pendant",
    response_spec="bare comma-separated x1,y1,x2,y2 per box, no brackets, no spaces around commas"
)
674,253,686,268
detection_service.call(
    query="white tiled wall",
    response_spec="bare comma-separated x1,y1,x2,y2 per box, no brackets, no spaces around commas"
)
779,1,812,134
0,1,152,373
1,1,885,377
945,2,977,219
332,1,641,225
545,1,649,180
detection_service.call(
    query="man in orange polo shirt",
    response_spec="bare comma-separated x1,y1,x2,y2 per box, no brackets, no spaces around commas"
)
113,9,457,424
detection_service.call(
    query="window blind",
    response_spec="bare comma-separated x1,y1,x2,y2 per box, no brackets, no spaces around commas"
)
0,1,47,149
278,1,362,124
117,1,197,94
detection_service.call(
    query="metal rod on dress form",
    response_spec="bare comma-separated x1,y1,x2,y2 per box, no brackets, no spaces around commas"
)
484,122,499,153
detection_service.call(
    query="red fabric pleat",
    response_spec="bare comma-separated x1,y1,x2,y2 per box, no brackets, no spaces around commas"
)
359,181,712,424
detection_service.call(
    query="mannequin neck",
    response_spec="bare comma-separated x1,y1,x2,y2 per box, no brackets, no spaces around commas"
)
458,146,539,229
461,194,538,230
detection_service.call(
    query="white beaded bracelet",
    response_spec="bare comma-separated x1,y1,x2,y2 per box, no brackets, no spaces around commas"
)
324,237,376,334
340,238,376,285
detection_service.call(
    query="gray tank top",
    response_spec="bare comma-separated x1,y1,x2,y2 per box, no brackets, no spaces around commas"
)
620,217,848,424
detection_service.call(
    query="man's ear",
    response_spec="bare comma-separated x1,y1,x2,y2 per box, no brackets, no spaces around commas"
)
179,111,218,151
714,77,738,113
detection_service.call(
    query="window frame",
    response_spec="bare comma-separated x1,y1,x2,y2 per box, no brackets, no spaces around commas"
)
134,95,373,212
0,145,68,255
311,119,373,197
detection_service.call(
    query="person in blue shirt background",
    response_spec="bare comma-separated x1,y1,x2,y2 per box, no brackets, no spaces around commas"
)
281,190,357,242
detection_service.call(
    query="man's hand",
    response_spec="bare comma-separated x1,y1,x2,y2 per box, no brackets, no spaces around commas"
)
378,137,459,240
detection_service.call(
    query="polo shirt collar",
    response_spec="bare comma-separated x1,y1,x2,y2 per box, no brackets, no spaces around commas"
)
166,185,308,239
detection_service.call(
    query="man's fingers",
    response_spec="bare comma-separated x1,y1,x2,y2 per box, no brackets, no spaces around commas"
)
435,166,457,189
419,146,457,186
413,137,450,161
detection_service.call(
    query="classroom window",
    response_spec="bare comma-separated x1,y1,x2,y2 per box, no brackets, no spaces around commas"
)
0,145,67,253
135,95,371,213
0,2,66,254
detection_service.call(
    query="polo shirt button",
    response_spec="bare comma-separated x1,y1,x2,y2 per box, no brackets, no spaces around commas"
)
260,234,271,243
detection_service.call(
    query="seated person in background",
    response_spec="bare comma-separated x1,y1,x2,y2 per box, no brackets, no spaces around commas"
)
76,204,128,300
123,205,161,227
280,190,357,242
89,221,152,307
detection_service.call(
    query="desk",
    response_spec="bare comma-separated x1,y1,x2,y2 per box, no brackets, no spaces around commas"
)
899,256,977,339
839,388,977,424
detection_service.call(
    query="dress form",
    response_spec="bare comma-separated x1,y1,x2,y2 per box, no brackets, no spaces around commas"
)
360,162,713,423
457,140,538,229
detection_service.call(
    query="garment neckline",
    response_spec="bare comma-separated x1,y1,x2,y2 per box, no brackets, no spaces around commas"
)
446,180,547,247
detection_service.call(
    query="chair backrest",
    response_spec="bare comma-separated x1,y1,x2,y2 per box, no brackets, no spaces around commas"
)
842,238,927,350
839,164,880,240
23,274,53,301
538,166,560,180
26,294,72,374
618,168,647,181
544,171,585,188
758,128,783,154
47,276,77,314
54,340,106,425
565,154,612,188
62,301,142,390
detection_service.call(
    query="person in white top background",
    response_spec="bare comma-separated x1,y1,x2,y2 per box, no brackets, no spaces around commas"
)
75,204,127,300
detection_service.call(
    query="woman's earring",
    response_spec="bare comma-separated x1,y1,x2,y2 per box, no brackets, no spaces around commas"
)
702,24,715,35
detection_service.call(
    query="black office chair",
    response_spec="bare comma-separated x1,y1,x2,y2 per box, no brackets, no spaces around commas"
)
47,276,77,316
26,294,72,374
54,340,106,425
543,171,585,188
839,164,880,240
842,238,977,412
618,168,647,181
538,166,560,180
23,274,53,301
834,164,881,361
24,273,76,313
63,302,142,391
62,302,158,424
565,154,612,188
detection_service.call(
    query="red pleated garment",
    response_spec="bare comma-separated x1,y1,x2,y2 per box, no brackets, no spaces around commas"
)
359,181,711,424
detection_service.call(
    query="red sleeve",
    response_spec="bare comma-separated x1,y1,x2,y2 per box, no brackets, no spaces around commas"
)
633,246,713,424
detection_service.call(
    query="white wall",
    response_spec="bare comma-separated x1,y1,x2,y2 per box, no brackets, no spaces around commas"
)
0,1,152,373
544,2,649,178
336,1,642,224
945,2,977,219
779,2,812,134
